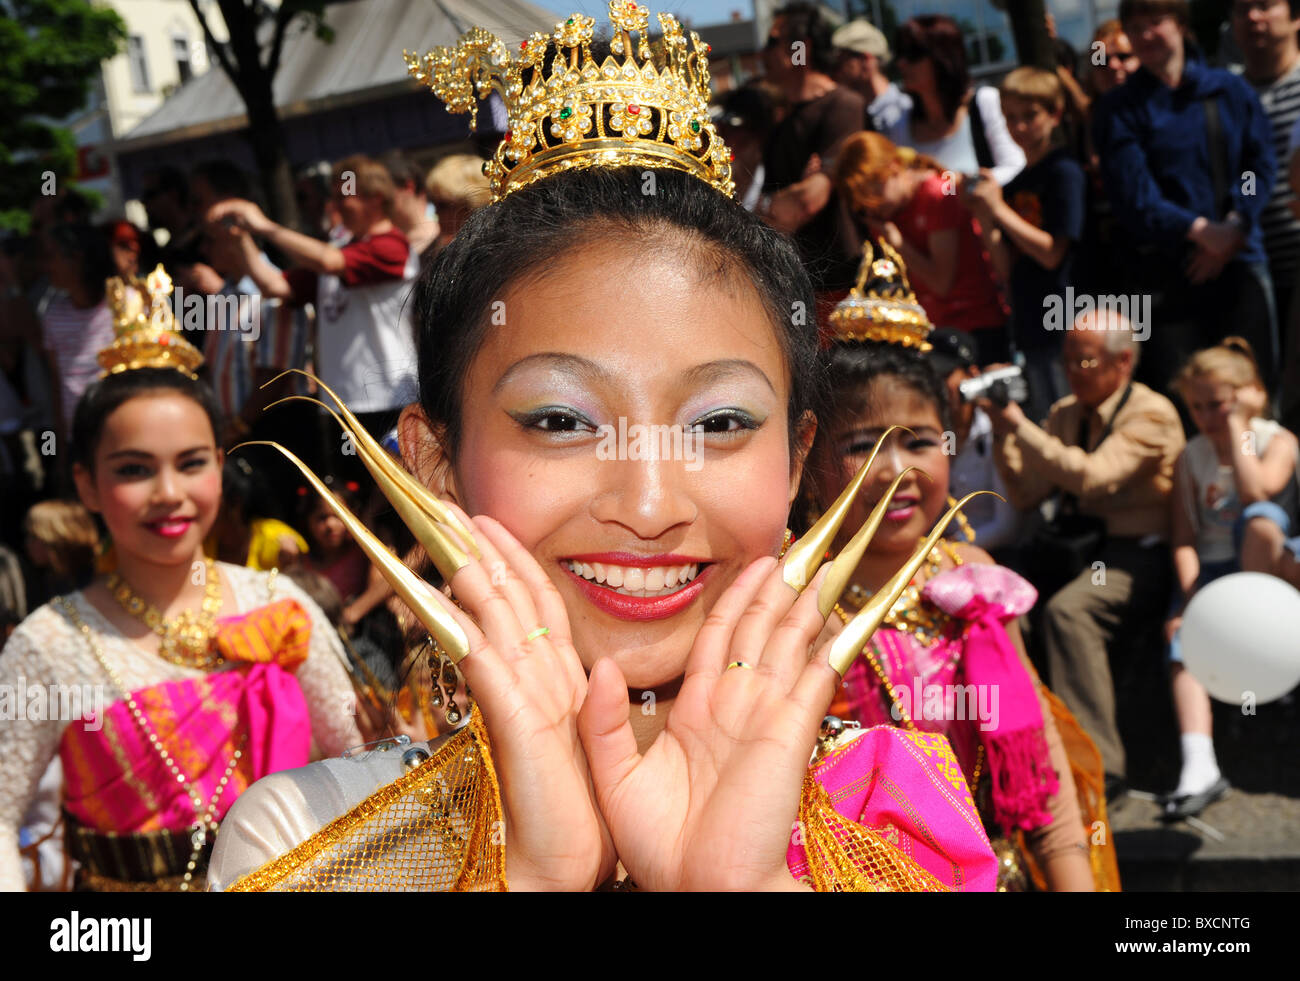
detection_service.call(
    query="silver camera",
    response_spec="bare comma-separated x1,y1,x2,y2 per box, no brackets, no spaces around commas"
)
958,365,1028,406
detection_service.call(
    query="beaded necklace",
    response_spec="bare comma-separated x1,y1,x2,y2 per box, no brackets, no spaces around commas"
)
56,595,245,891
107,557,224,670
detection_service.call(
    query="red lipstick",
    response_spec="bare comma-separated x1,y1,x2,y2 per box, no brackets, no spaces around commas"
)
563,560,715,622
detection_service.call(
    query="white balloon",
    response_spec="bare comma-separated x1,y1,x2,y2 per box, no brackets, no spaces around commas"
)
1181,572,1300,704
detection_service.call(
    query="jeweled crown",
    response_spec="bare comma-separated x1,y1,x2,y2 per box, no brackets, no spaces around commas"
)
828,240,933,351
405,1,734,202
99,263,204,377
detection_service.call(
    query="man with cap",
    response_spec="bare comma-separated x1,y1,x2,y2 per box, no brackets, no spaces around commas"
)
928,328,1021,551
832,19,913,134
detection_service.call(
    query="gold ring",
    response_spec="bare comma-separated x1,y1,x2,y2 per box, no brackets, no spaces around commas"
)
725,661,753,671
524,626,549,641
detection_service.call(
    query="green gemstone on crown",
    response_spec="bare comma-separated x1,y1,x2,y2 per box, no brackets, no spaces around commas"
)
559,106,573,120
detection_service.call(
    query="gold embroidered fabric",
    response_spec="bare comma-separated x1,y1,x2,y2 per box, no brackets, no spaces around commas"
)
797,771,949,893
226,708,506,892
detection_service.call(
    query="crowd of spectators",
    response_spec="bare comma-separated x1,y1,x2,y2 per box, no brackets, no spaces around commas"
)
2,0,1299,822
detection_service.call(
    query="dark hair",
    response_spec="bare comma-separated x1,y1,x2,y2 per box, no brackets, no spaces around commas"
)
222,455,278,525
1118,0,1189,27
297,477,363,534
819,340,953,448
191,159,251,202
69,368,224,472
141,166,190,204
46,223,116,301
896,16,971,124
775,2,840,75
412,165,827,461
379,150,426,192
801,339,952,522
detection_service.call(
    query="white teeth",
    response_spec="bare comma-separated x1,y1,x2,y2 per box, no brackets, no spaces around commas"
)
566,560,702,595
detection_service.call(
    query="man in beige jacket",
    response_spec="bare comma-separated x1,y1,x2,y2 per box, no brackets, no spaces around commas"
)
986,309,1185,791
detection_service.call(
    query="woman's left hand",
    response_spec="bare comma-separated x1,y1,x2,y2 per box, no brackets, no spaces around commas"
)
578,556,839,891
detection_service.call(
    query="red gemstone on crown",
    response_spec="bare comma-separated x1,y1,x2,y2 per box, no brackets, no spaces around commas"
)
159,335,170,346
627,104,640,114
505,130,512,141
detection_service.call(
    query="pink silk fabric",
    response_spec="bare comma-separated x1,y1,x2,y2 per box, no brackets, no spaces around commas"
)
840,564,1057,833
59,599,313,833
786,724,998,891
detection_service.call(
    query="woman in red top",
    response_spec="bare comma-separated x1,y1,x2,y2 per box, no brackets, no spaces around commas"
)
835,131,1010,361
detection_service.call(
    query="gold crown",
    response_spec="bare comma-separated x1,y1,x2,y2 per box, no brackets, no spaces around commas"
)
828,240,933,351
405,1,734,202
99,264,204,378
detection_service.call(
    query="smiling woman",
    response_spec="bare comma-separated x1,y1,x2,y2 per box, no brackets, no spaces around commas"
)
0,281,361,892
206,6,1001,893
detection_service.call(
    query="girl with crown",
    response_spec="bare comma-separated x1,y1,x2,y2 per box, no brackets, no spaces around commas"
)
206,5,1000,892
0,267,361,891
799,241,1113,890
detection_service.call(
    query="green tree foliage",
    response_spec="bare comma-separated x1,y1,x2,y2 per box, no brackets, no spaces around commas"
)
0,0,126,232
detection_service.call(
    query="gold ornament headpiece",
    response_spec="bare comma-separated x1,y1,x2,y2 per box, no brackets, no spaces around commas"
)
100,264,203,377
405,1,734,202
828,240,933,351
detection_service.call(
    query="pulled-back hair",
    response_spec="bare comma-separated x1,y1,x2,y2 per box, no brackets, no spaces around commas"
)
69,368,223,472
411,166,827,462
835,131,944,218
1175,337,1266,405
798,340,951,527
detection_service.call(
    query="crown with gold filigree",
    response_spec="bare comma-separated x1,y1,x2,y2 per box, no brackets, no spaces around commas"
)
828,240,933,351
99,264,204,378
404,1,734,202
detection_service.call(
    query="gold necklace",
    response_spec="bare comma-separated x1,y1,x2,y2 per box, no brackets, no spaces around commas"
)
56,595,245,891
107,557,224,670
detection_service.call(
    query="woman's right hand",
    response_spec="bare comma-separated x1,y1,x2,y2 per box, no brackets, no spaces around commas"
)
432,503,616,891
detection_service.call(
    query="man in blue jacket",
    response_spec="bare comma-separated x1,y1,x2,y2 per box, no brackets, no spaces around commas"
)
1094,0,1278,397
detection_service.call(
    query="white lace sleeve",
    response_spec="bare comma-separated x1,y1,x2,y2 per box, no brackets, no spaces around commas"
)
261,572,362,758
0,612,74,892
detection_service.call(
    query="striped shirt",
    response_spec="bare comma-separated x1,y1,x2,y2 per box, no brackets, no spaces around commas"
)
40,296,115,426
203,270,307,422
1243,60,1300,280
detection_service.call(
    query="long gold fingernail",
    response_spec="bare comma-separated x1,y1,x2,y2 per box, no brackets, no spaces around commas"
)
232,441,471,662
782,425,915,591
815,467,930,618
827,491,999,676
264,394,473,579
262,371,481,558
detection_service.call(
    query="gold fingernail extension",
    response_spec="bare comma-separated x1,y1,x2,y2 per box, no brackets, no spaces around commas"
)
232,440,471,663
827,491,1002,676
782,425,915,591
